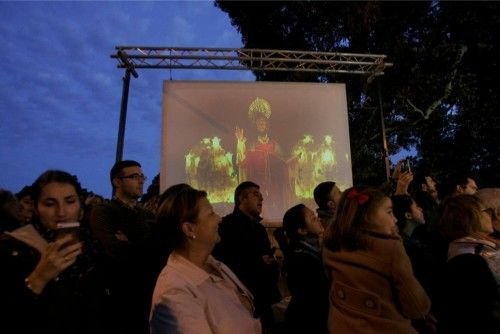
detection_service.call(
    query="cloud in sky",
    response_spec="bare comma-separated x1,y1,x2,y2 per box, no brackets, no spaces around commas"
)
0,1,253,196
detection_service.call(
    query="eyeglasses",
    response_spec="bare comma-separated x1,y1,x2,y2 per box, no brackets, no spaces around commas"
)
119,173,147,181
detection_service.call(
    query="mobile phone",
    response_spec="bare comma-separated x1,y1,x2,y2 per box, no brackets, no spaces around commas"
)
401,159,412,173
55,222,80,241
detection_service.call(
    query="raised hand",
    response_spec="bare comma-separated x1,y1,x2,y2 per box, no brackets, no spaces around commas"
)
392,159,404,180
235,126,246,142
395,171,414,195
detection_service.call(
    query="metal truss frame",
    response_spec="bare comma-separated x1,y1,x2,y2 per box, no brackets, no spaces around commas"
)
111,46,392,77
111,46,393,179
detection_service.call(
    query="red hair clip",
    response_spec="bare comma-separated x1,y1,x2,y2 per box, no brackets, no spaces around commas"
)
347,188,369,205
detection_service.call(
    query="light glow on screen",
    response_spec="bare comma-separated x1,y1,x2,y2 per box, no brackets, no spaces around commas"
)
161,81,352,222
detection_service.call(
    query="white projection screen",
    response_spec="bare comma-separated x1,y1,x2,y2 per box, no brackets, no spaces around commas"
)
161,81,353,222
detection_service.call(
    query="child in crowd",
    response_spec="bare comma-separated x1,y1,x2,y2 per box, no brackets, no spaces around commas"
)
281,204,329,334
323,187,431,333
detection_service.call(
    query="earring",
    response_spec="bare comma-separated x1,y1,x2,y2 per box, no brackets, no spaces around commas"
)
190,234,196,240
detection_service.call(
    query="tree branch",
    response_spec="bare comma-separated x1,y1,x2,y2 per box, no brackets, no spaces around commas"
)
406,45,468,120
407,100,426,119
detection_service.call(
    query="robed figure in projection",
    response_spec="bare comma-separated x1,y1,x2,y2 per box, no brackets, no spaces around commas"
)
235,97,290,217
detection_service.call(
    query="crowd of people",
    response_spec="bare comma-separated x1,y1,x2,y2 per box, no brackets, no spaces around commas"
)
0,159,499,334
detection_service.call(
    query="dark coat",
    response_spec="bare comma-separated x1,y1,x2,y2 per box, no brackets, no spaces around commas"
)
323,232,431,334
212,208,281,317
437,253,500,333
399,224,441,296
90,199,154,334
283,239,329,334
0,224,107,334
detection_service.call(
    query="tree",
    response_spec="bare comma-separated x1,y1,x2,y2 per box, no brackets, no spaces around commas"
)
215,0,499,187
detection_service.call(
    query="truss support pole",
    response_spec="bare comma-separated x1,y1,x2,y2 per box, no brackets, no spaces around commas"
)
115,69,132,163
377,78,391,181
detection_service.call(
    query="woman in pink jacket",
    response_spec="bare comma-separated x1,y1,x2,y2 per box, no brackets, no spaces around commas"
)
150,186,261,334
323,187,431,334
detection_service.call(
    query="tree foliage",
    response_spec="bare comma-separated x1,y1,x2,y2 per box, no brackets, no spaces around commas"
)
215,0,499,187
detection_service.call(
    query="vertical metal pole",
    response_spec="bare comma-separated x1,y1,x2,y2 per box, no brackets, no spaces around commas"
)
377,78,391,181
115,69,131,163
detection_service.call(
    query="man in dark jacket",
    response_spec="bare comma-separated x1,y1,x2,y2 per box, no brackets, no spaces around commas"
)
90,160,154,334
213,181,281,332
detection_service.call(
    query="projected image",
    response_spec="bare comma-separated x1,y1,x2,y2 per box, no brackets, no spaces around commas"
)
185,136,237,203
161,81,352,221
234,97,289,215
290,134,338,199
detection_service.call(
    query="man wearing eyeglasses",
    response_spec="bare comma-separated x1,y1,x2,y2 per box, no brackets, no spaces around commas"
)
477,188,500,242
90,160,154,334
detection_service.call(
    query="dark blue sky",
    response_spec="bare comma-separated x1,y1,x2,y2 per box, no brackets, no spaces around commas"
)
0,1,406,197
0,1,254,196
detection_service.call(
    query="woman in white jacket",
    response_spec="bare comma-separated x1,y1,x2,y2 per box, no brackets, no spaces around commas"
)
150,186,261,334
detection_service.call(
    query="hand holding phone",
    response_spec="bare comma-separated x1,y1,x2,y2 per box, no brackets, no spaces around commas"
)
401,159,412,173
29,226,83,290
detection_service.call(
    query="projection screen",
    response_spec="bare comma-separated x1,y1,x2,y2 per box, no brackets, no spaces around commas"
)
161,81,352,222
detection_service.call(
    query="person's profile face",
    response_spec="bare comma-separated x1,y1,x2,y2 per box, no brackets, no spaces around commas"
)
422,176,437,193
303,207,323,236
409,201,425,224
478,204,494,234
192,197,221,249
240,187,263,217
116,166,145,199
328,186,342,214
369,197,398,235
476,189,500,233
462,178,478,195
